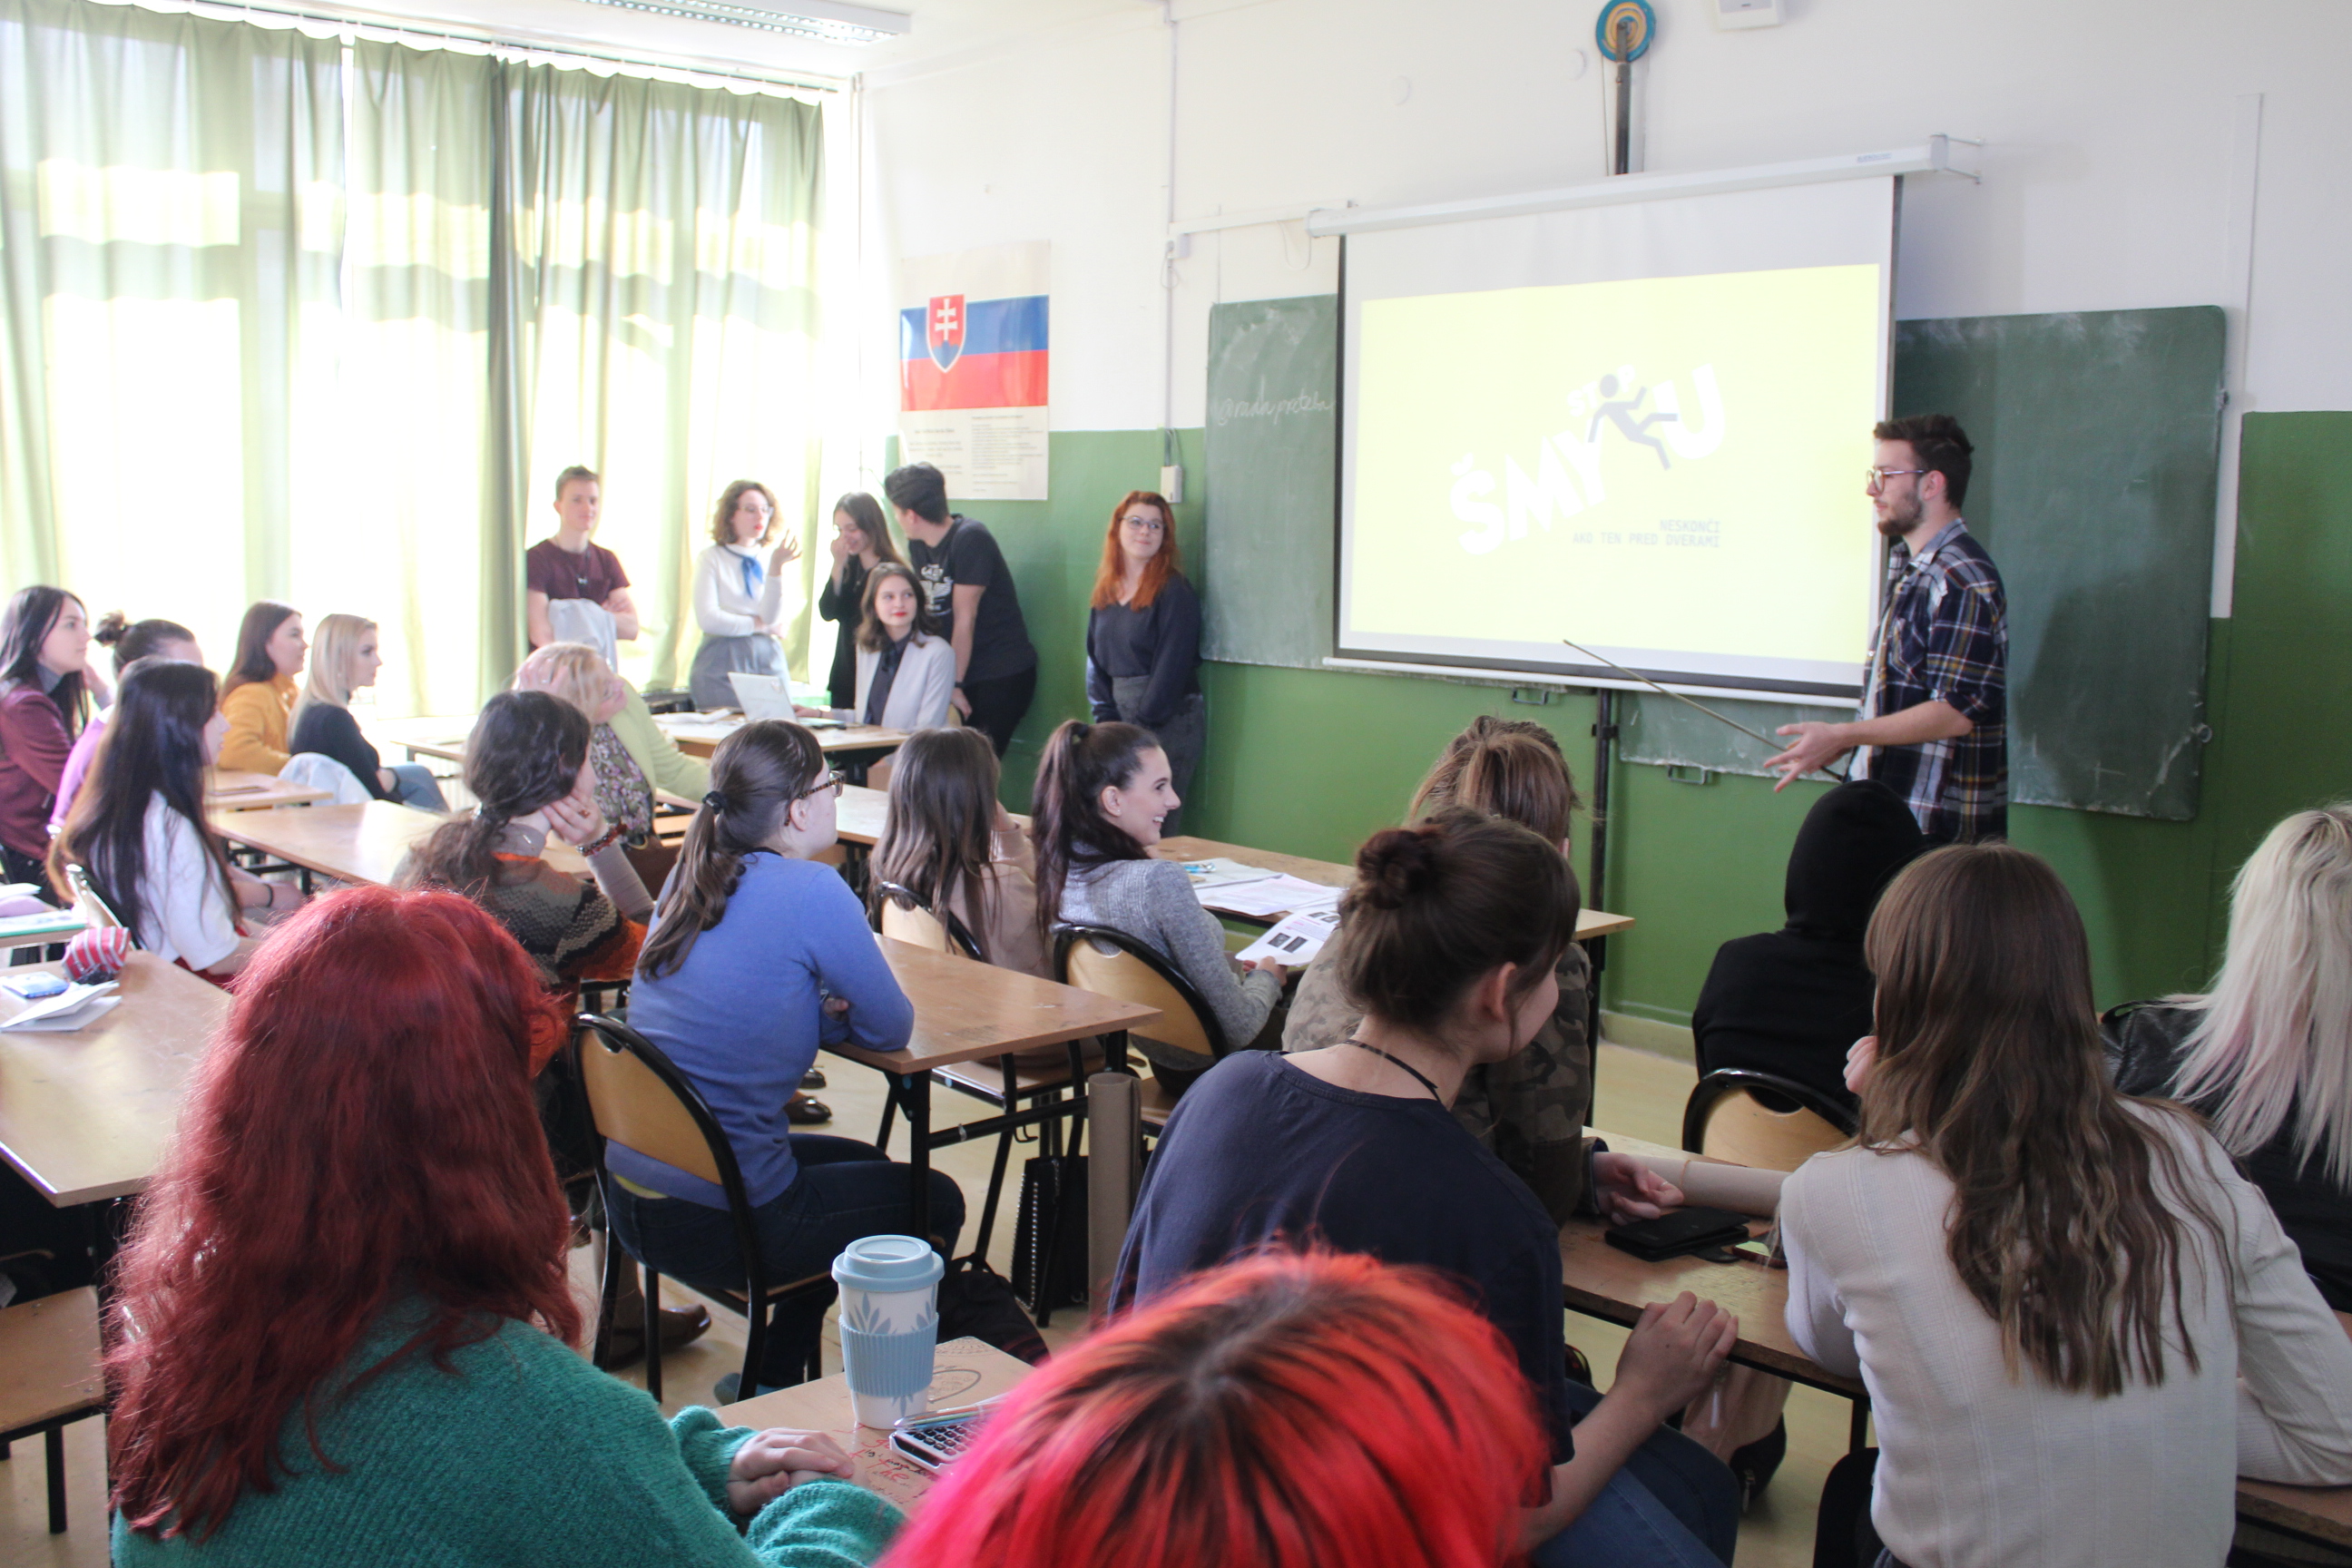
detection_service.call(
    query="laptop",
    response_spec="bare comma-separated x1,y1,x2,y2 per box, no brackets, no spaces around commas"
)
728,671,842,727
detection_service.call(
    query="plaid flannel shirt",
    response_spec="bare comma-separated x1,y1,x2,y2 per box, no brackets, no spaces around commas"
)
1853,520,2008,842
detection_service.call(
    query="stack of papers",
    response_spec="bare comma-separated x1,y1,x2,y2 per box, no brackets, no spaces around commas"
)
1177,858,1279,891
1236,907,1342,967
0,980,120,1033
1199,873,1344,920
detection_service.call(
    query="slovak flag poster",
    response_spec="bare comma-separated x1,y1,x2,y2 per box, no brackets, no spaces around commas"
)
897,241,1050,500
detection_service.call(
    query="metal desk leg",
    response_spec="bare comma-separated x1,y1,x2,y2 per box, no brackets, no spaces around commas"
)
1102,1030,1131,1077
903,1068,933,1244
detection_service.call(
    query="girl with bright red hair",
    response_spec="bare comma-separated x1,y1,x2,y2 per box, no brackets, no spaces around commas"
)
878,1250,1548,1568
105,885,902,1566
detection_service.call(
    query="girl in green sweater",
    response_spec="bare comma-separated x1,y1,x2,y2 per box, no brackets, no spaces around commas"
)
104,884,902,1566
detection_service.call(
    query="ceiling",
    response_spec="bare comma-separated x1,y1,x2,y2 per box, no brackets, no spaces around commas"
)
280,0,1155,85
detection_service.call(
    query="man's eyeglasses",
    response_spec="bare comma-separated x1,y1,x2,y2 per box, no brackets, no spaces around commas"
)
800,769,846,800
1865,467,1929,494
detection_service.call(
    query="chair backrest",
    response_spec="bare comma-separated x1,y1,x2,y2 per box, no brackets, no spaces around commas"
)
1053,922,1228,1061
1681,1068,1857,1172
874,879,983,960
573,1014,744,1197
64,865,127,936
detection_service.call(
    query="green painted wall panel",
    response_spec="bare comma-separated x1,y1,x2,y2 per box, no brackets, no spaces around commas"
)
944,412,2352,1034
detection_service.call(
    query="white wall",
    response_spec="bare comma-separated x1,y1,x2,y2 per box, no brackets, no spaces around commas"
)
858,0,2350,449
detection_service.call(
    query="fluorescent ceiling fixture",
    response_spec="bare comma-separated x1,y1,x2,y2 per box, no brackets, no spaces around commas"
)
570,0,909,42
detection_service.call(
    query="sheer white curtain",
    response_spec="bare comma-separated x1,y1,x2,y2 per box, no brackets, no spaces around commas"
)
0,0,827,713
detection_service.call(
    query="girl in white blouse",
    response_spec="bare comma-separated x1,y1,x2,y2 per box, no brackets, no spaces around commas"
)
798,564,953,734
688,479,801,711
1781,841,2352,1568
52,659,303,977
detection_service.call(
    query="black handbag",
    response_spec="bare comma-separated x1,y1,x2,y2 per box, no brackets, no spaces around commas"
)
1011,1153,1090,1323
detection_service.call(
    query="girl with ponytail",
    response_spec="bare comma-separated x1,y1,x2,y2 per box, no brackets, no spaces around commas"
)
615,720,964,1392
1119,808,1740,1568
1031,719,1283,1094
397,691,652,1014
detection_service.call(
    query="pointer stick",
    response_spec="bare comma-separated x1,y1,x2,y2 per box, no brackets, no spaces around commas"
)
1558,636,1844,780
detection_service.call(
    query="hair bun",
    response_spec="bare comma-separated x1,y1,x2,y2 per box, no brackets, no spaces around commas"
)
92,610,131,645
1355,826,1440,910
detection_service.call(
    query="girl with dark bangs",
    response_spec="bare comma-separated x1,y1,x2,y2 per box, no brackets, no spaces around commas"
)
105,887,902,1563
880,1250,1546,1568
1783,842,2352,1567
0,584,94,891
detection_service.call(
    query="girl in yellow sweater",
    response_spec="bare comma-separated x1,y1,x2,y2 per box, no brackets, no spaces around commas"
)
218,602,307,774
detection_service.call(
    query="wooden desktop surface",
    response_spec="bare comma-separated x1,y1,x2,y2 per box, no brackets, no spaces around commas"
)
1156,834,1634,939
0,954,229,1206
652,711,908,761
718,1337,1034,1514
205,769,332,809
833,795,1632,939
209,801,587,885
827,937,1161,1076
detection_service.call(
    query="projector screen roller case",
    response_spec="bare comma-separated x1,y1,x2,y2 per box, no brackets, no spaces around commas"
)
1335,177,1896,700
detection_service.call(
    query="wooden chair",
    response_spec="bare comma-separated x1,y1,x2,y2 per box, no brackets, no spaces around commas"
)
1053,923,1230,1070
0,1288,105,1534
872,882,1088,1268
573,1014,836,1397
1681,1069,1857,1172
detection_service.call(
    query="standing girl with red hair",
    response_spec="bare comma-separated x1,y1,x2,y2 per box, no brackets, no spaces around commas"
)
880,1250,1547,1568
1083,491,1201,834
105,886,902,1565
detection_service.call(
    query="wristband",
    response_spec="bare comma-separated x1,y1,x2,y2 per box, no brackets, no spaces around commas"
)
582,823,627,858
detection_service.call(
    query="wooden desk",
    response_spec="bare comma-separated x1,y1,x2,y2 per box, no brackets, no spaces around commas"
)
0,954,230,1206
209,801,586,889
652,711,909,763
718,1337,1034,1514
205,769,332,809
831,937,1161,1239
2238,1479,2352,1552
1155,833,1635,939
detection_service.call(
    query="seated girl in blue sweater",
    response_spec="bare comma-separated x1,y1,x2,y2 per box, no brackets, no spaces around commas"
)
609,720,966,1393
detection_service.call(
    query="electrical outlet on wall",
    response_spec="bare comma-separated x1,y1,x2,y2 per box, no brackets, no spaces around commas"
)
1711,0,1781,28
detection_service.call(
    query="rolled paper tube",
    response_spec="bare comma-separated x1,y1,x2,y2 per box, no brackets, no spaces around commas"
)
1629,1154,1788,1218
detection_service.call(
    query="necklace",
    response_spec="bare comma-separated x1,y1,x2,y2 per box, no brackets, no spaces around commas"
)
1337,1038,1446,1106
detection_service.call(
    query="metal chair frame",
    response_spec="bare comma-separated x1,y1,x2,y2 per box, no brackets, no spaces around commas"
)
868,881,1086,1267
573,1014,833,1398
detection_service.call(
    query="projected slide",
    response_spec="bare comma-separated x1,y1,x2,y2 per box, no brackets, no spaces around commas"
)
1347,261,1879,693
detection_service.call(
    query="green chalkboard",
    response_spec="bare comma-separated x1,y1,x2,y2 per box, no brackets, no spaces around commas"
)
1620,306,2225,820
1203,296,1338,668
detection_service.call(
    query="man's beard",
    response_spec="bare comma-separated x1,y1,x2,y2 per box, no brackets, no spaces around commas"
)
1874,493,1924,538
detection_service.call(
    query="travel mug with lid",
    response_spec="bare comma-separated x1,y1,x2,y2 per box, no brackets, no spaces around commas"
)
832,1235,945,1427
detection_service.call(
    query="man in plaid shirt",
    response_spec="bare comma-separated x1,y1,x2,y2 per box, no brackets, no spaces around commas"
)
1765,416,2007,842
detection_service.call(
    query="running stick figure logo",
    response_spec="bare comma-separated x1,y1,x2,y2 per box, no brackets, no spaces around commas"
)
1586,372,1679,469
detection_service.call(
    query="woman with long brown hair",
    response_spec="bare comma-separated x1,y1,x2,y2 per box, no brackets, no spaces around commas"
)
106,887,899,1563
1083,490,1201,833
1783,842,2352,1567
817,492,906,710
616,720,962,1395
216,600,305,774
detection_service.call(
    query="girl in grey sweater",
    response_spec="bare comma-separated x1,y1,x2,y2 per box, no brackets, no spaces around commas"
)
1033,720,1284,1088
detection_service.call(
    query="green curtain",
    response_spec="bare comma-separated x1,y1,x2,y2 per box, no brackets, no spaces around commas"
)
0,0,825,714
0,0,342,662
499,64,826,693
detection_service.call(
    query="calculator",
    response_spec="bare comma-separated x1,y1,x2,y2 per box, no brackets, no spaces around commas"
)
887,1413,985,1472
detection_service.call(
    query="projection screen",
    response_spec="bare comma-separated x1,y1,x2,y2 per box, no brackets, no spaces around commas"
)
1337,176,1898,701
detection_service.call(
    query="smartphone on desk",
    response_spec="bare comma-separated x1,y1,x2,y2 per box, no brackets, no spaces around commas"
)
2,973,68,1001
